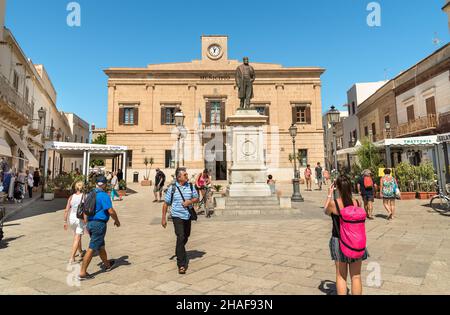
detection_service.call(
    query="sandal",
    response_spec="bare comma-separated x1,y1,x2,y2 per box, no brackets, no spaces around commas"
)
78,273,95,281
178,267,186,275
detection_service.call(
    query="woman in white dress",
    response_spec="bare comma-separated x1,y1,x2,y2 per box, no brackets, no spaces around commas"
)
64,181,86,264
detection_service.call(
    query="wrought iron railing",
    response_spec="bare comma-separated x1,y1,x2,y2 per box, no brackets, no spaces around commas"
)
0,73,33,121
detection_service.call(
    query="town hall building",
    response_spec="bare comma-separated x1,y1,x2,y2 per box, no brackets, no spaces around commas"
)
104,35,325,182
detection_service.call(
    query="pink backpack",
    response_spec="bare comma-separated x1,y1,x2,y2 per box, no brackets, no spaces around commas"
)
339,203,367,259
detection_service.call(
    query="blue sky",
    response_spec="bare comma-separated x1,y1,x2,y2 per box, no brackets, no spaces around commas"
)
5,0,450,127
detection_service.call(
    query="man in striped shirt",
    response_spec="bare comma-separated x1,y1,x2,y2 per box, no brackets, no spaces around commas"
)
162,167,199,274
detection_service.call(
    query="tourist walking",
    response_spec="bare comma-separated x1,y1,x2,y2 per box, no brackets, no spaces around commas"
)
161,167,199,274
358,170,375,220
33,168,40,192
315,162,323,190
117,169,123,182
153,168,166,202
267,175,276,195
324,175,368,295
195,169,211,201
79,176,121,280
304,165,312,191
323,169,330,185
380,168,398,220
110,171,122,201
26,170,33,198
64,181,86,264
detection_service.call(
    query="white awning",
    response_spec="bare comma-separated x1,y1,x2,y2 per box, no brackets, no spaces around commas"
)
44,141,127,152
0,138,12,157
6,130,40,168
374,135,438,147
336,141,362,156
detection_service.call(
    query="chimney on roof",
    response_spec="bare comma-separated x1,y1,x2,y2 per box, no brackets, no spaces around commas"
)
91,124,96,131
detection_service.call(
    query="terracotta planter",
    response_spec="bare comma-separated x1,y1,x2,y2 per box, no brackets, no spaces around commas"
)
417,192,433,200
400,192,416,200
141,180,151,186
118,190,127,197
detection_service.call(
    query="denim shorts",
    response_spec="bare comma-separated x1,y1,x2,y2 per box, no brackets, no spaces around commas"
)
87,220,107,251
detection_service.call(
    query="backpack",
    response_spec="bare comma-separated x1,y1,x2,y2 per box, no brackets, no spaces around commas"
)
363,176,373,190
169,183,197,221
337,201,367,259
77,190,97,219
382,176,396,198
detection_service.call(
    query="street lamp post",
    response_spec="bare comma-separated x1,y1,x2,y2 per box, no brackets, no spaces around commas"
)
289,124,304,202
327,106,340,175
174,111,185,169
38,107,46,198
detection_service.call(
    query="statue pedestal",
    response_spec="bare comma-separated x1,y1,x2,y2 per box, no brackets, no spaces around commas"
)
226,110,271,197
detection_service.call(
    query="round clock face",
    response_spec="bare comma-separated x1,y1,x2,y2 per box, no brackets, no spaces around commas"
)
208,44,222,58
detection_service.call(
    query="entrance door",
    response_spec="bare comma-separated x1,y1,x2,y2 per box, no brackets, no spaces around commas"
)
204,133,227,180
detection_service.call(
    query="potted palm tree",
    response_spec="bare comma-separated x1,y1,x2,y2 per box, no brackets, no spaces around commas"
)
141,157,154,186
416,162,436,199
396,162,416,200
118,180,127,197
43,179,55,201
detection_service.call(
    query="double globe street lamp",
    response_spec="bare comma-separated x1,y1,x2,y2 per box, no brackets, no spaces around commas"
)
289,124,304,202
327,106,341,174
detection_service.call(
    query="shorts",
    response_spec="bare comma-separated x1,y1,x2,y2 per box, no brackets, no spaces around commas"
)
363,195,375,203
329,236,369,263
153,185,164,193
87,220,107,251
69,216,85,235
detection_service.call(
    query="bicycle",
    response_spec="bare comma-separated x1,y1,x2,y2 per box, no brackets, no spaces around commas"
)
430,182,450,214
196,185,213,218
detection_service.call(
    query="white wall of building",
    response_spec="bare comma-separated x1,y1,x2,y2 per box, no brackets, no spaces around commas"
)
343,81,387,148
396,70,450,124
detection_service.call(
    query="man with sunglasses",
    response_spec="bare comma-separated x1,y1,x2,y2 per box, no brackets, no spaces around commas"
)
161,167,199,274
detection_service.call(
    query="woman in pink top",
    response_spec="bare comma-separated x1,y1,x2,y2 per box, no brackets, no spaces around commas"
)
304,165,312,191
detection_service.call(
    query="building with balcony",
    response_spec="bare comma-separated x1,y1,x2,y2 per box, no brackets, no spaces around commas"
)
0,23,73,176
105,35,326,182
343,81,388,149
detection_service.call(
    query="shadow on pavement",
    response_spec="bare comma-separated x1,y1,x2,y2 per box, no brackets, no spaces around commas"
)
6,198,67,222
187,250,206,260
0,235,25,249
318,280,350,295
92,255,131,276
318,280,337,295
375,214,389,220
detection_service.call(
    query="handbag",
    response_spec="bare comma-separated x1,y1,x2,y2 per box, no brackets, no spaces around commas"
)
176,186,198,221
76,193,85,219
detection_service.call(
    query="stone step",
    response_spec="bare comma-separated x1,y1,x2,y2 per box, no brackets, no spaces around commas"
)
213,209,301,216
225,201,280,206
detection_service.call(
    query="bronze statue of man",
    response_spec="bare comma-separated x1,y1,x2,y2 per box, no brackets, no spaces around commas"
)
235,57,255,109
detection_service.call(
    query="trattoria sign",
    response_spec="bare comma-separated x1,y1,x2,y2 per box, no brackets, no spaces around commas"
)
437,133,450,143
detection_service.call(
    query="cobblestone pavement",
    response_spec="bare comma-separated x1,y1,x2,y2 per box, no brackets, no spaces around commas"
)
0,183,449,295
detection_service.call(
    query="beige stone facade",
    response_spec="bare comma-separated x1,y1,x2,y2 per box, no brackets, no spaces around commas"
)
104,36,325,182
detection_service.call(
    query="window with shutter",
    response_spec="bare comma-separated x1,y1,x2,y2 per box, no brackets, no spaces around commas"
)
161,106,176,125
292,105,310,124
426,97,436,116
134,108,139,125
119,108,124,125
407,105,415,122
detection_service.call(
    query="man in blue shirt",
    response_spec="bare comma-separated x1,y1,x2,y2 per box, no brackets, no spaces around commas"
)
79,176,121,280
162,167,199,274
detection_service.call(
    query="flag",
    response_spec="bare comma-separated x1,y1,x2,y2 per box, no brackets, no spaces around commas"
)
198,110,203,129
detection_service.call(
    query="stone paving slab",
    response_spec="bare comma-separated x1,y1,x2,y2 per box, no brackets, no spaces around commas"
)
1,183,450,294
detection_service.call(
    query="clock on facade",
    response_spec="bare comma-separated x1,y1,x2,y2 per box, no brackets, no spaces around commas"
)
208,44,222,59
